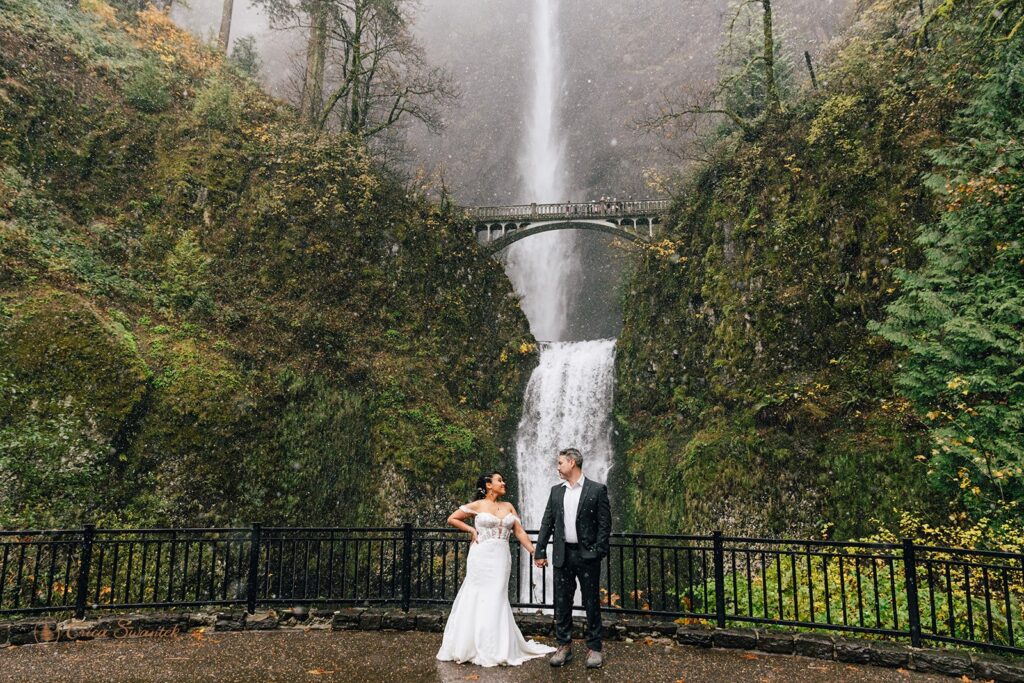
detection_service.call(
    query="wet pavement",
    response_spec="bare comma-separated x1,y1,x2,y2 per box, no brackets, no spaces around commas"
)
0,630,959,682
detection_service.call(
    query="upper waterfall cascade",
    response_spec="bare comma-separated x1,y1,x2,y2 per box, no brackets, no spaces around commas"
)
502,0,620,605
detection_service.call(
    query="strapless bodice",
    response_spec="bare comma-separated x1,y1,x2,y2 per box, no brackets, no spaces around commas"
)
460,506,519,543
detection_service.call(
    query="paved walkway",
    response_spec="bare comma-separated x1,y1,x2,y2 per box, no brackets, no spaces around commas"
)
0,630,958,682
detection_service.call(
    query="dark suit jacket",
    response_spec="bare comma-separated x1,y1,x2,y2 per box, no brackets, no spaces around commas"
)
534,477,612,568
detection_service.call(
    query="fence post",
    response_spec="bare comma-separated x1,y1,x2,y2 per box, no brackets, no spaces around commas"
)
713,530,726,628
400,523,413,612
74,524,95,620
247,523,261,614
903,538,922,647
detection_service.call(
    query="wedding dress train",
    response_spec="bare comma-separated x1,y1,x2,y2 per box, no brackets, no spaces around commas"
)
435,509,555,667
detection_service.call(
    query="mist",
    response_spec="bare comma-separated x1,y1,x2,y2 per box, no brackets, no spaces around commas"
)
170,0,855,338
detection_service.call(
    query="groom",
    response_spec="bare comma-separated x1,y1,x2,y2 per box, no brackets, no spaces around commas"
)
534,447,612,668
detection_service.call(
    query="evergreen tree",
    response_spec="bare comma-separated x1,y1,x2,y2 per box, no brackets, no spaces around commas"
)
873,32,1024,521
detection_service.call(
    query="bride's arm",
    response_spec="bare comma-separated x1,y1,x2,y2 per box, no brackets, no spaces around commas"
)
447,503,478,544
509,506,535,555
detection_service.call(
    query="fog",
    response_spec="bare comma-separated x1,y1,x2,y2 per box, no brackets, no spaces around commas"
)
173,0,852,203
171,0,854,338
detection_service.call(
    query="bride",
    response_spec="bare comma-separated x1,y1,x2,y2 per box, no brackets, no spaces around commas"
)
435,471,556,667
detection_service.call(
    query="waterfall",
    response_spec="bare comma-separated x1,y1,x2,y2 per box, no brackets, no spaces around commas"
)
502,0,574,343
515,340,616,529
504,0,617,605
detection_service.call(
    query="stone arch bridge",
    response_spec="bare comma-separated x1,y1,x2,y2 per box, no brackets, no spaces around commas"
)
466,199,671,253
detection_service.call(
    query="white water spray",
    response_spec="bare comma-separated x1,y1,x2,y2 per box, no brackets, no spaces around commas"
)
505,0,618,605
516,341,616,527
502,0,574,343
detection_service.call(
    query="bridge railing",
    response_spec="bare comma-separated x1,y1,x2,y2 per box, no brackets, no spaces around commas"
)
2,526,1021,655
467,199,671,222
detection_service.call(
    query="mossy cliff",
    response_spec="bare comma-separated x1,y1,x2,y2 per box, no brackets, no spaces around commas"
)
615,0,1023,539
0,0,534,528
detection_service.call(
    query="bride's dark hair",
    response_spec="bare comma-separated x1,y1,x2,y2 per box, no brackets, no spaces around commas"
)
473,471,503,500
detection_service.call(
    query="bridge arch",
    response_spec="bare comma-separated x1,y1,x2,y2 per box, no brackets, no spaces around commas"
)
480,219,655,253
466,199,670,255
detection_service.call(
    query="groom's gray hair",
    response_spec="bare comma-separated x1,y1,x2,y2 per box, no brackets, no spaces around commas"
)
559,447,583,469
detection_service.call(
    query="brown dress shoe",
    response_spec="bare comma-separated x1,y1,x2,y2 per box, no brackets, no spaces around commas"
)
549,644,573,667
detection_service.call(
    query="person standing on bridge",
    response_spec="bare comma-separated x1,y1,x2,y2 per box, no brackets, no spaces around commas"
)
534,447,612,668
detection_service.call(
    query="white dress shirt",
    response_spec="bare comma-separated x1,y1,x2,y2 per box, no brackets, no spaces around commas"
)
562,475,585,543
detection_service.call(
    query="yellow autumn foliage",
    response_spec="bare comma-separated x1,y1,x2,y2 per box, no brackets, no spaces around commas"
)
125,7,219,78
79,0,117,25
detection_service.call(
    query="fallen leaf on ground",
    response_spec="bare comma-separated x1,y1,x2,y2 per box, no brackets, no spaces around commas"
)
307,668,336,675
463,675,480,681
741,653,759,660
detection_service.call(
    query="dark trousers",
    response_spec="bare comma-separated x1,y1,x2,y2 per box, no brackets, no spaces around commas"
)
553,545,603,651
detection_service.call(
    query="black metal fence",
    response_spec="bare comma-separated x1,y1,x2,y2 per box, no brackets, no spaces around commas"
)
2,526,1021,655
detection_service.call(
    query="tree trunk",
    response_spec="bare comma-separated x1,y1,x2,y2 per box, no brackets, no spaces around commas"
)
218,0,234,54
347,5,364,136
300,2,329,125
761,0,781,114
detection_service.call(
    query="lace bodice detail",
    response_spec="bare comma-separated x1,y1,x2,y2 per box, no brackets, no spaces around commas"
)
460,506,519,543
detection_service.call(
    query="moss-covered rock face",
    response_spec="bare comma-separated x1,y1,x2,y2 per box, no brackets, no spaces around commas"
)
614,0,1007,539
0,289,150,526
0,0,534,529
1,289,149,440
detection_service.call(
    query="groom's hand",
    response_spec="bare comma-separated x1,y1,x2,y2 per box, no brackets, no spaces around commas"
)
534,558,547,568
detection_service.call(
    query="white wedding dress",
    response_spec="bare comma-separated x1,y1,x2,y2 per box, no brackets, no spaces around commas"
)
435,507,556,667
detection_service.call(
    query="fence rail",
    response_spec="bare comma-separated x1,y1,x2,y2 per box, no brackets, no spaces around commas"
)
466,199,671,221
2,526,1021,655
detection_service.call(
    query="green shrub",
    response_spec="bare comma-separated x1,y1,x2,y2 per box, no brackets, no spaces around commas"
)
159,230,212,314
124,58,171,113
192,72,239,131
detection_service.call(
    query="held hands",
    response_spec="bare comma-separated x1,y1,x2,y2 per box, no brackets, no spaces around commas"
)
534,558,547,568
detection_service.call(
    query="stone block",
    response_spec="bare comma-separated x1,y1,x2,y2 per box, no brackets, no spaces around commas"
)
244,611,279,631
600,616,622,641
415,611,446,633
96,613,189,637
713,628,758,650
754,629,794,654
303,617,333,631
675,625,714,648
972,653,1024,683
834,637,873,664
214,611,246,632
621,619,679,638
793,633,834,659
910,647,972,677
382,611,416,631
56,618,103,641
189,613,217,628
331,608,366,631
288,606,310,622
9,620,59,645
0,622,9,646
866,640,910,668
358,610,384,630
514,614,552,637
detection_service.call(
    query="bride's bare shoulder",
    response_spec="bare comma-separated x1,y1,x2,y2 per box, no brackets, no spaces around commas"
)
459,501,481,514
